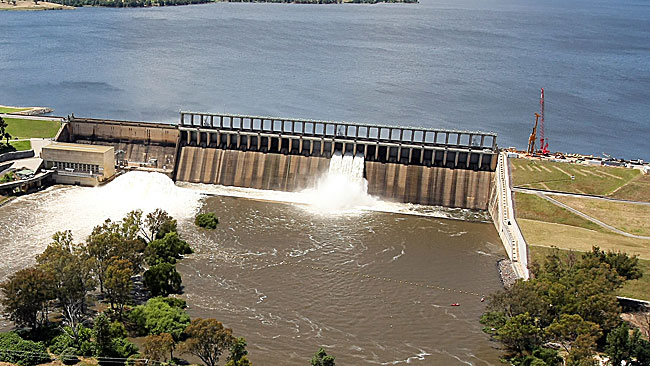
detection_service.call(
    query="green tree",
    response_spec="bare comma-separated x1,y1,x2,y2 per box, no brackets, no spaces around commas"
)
143,209,178,242
0,266,55,330
310,348,335,366
143,262,182,296
566,334,598,366
142,333,175,362
181,318,234,366
225,337,251,366
0,117,11,146
37,231,96,342
582,247,643,282
496,313,544,356
86,214,146,293
145,231,193,266
545,314,601,353
129,297,190,340
104,258,133,316
94,313,113,357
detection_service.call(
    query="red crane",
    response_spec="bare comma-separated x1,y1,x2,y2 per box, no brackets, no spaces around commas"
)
539,88,549,154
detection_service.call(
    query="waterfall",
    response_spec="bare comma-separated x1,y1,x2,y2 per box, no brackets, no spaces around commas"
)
301,152,379,213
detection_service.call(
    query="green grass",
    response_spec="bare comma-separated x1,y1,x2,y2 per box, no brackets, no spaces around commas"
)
8,140,31,151
3,117,61,139
514,192,605,232
529,245,650,301
510,158,639,196
0,106,28,113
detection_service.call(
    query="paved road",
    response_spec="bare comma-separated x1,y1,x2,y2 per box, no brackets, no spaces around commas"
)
513,187,650,206
535,192,650,240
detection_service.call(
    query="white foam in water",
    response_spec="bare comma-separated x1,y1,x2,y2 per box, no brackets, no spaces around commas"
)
299,152,380,213
40,171,204,238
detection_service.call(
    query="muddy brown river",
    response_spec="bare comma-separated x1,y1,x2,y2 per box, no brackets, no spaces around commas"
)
0,172,506,365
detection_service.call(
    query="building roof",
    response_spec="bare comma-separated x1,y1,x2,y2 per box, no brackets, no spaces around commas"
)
42,142,113,153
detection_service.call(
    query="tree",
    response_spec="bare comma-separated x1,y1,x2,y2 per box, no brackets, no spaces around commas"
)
310,348,335,366
86,215,146,293
129,297,190,340
225,337,251,366
604,323,650,366
582,247,642,282
104,258,133,316
143,209,177,242
0,266,54,330
37,231,96,342
566,334,598,366
181,318,234,366
142,333,175,362
143,262,182,296
545,314,601,353
0,117,11,146
94,313,113,357
145,231,193,266
496,313,544,356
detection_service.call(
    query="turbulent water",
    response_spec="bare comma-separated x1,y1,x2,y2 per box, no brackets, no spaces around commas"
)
0,171,505,365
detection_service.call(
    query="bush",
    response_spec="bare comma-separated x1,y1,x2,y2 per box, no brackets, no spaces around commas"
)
195,213,218,229
0,332,50,366
145,232,193,266
128,297,190,340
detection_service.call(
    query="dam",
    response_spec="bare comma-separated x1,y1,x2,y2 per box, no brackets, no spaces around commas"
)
58,112,499,210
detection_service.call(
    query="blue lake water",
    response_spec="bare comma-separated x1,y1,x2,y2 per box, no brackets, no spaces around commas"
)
1,0,649,159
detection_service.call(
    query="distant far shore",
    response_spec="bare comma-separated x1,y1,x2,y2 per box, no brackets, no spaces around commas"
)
1,0,415,9
0,0,73,10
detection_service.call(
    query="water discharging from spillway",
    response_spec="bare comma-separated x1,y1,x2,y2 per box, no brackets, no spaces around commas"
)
301,152,379,213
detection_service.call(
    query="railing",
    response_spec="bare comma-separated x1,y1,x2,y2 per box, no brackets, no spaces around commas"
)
179,111,498,152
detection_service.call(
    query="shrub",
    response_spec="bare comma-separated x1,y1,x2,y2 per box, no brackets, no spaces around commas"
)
195,213,218,229
0,332,50,366
128,297,190,340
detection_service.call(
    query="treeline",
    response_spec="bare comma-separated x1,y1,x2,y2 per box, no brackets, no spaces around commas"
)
0,209,252,366
482,247,650,366
224,0,418,3
47,0,211,8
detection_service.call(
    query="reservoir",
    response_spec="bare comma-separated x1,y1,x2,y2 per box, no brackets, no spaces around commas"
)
1,0,649,159
0,172,505,365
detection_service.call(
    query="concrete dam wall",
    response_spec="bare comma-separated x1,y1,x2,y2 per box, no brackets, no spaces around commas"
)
175,147,493,209
176,147,330,192
62,113,497,210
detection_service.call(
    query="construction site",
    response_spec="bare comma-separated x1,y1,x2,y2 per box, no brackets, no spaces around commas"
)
507,88,650,301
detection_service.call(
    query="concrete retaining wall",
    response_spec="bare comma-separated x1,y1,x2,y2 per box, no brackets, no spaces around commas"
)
0,150,35,163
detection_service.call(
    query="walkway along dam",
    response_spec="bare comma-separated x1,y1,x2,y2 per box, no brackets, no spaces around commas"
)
57,112,499,210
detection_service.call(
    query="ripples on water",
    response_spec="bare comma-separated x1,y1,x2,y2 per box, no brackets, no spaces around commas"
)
0,172,505,364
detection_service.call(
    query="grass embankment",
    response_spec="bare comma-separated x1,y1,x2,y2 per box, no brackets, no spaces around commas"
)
0,107,28,113
8,140,31,151
4,117,61,139
510,158,640,196
529,245,650,301
514,192,605,232
553,196,650,237
611,174,650,203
